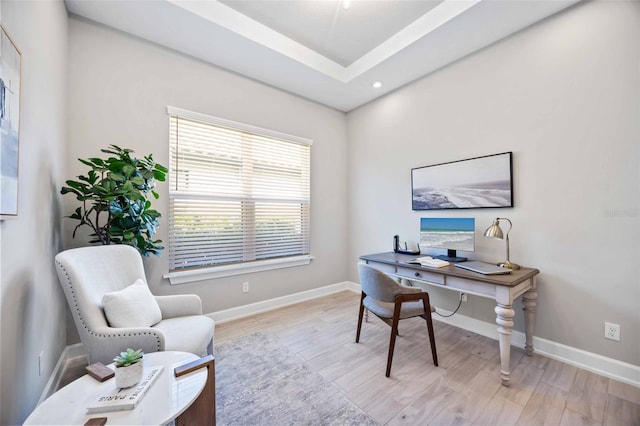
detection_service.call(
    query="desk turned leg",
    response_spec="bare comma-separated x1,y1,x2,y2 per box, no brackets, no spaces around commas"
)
495,304,515,387
523,288,538,356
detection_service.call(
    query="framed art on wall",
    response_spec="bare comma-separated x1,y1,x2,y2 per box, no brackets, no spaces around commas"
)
411,152,513,210
0,25,21,219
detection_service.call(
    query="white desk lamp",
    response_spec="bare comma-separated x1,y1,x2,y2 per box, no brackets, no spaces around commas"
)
484,217,520,270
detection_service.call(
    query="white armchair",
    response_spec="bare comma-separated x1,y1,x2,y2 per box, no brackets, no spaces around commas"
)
55,245,214,365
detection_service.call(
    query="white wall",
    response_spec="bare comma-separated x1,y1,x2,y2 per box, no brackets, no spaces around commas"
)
66,18,349,317
0,1,68,424
347,0,640,366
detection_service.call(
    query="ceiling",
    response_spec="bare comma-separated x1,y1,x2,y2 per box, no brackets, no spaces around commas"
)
65,0,581,112
219,0,444,67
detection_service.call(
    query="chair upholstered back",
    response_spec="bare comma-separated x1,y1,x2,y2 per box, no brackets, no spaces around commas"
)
358,263,420,303
55,245,146,332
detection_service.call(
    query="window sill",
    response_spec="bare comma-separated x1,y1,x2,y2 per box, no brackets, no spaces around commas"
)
164,255,314,285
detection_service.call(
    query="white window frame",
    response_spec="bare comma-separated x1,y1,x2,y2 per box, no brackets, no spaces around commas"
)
163,106,313,285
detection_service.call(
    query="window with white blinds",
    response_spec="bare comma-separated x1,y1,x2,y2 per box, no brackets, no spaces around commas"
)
167,107,311,277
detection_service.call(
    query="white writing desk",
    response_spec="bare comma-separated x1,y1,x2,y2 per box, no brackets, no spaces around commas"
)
360,252,539,387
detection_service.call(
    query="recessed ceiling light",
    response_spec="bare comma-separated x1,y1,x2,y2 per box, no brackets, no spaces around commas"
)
372,81,382,89
342,0,351,10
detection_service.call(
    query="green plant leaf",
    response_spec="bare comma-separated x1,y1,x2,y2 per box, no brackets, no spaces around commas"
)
88,158,105,166
114,348,144,367
66,207,83,221
130,176,145,186
106,160,127,172
78,158,96,168
60,186,81,196
122,164,136,177
87,170,98,184
152,170,166,181
154,163,169,173
102,180,117,192
108,172,125,183
64,181,88,191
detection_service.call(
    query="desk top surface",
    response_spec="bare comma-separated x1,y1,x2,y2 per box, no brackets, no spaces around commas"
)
360,252,539,287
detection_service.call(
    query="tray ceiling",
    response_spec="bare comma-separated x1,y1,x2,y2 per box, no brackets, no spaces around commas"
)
65,0,581,111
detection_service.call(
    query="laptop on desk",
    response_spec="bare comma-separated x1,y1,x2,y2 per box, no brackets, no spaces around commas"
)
454,261,511,275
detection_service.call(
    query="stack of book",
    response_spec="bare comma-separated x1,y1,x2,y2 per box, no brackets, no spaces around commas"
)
86,366,163,414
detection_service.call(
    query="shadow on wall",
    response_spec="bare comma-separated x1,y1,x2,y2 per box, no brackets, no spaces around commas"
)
43,176,63,264
0,272,40,424
0,161,66,424
43,158,82,346
41,172,74,345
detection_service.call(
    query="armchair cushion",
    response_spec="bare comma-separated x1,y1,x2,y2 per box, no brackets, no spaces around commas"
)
153,316,214,357
102,279,162,328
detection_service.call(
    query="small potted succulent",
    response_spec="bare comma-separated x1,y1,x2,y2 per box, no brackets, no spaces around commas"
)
113,348,144,388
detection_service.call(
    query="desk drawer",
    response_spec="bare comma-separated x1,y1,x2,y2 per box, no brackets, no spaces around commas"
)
396,266,445,285
361,261,396,276
446,276,496,298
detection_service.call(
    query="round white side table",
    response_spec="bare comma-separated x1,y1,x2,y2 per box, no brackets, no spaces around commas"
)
24,351,207,425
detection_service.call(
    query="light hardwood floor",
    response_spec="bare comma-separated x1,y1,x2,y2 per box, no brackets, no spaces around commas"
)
61,290,639,425
215,291,639,426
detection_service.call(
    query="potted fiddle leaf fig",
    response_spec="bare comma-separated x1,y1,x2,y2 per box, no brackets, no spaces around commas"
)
60,145,168,256
113,348,144,388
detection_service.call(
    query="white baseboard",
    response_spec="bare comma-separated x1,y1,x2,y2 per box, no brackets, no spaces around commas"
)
430,304,640,388
50,280,638,399
37,343,85,406
208,281,357,323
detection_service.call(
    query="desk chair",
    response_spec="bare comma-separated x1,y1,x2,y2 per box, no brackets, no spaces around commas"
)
356,263,438,377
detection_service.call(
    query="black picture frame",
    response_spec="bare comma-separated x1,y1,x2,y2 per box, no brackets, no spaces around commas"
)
411,152,513,210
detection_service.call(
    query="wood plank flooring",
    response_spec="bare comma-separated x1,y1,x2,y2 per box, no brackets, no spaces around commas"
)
215,291,640,426
60,290,639,425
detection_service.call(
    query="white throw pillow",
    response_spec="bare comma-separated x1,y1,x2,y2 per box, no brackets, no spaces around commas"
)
102,279,162,328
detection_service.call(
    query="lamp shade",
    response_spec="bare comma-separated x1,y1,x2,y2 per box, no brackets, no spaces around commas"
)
484,219,504,239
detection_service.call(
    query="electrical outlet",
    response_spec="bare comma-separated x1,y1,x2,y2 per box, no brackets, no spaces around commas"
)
460,293,467,302
242,282,249,293
38,351,44,376
604,322,620,341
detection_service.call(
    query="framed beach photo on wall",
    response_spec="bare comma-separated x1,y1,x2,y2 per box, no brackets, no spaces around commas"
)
411,152,513,210
1,25,21,219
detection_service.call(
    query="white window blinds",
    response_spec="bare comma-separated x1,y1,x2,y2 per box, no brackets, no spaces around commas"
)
167,107,311,273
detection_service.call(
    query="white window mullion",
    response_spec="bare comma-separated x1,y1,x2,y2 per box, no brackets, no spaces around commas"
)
242,200,256,262
241,133,256,262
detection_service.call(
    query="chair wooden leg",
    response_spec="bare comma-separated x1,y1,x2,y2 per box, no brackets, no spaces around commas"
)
386,301,403,377
422,295,438,366
356,292,366,343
